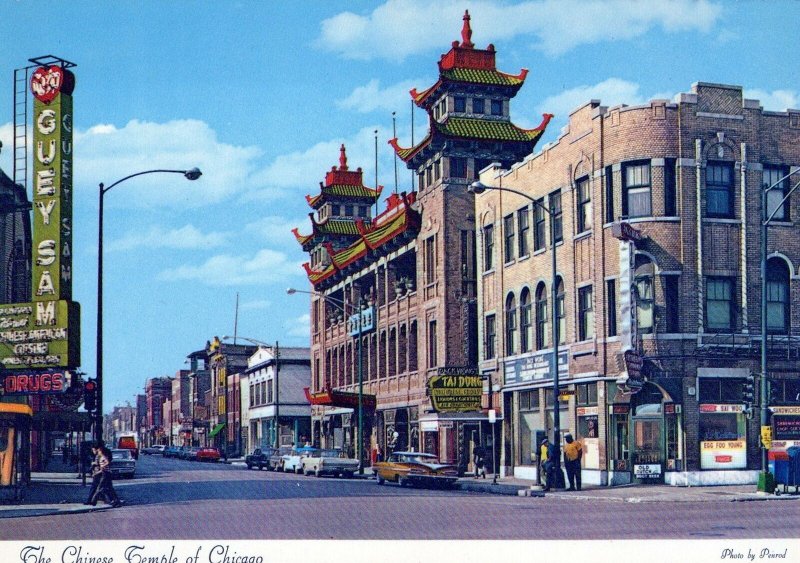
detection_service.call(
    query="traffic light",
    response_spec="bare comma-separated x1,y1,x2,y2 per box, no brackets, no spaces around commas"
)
83,379,97,412
742,374,756,406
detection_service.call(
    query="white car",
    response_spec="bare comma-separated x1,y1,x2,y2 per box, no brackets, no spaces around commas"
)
281,446,319,474
108,449,136,479
301,449,360,478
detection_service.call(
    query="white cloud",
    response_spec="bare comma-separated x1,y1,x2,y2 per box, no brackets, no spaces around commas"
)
245,215,311,247
337,79,421,114
240,299,273,311
287,313,311,338
537,78,673,120
157,248,304,286
317,0,722,60
106,224,229,252
744,89,799,112
75,119,264,208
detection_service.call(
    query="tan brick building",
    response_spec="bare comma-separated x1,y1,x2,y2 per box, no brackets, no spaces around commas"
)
475,82,800,486
296,12,550,471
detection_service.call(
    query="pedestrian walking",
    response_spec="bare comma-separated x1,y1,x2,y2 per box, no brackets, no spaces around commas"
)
538,438,549,487
473,446,486,479
541,437,558,491
563,433,583,491
85,441,122,507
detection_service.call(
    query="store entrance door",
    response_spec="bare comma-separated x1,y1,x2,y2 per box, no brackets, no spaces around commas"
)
630,385,666,484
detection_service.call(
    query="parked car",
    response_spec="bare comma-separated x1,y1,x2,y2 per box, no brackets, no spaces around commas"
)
245,447,275,470
196,447,220,462
163,445,180,458
373,451,458,488
108,448,136,479
269,446,292,471
302,448,360,478
176,446,192,460
116,435,139,460
282,446,319,474
186,447,201,461
141,445,165,455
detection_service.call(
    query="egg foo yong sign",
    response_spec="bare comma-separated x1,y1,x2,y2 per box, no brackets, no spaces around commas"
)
428,367,482,412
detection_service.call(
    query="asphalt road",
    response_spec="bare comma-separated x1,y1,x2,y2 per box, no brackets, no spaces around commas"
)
2,454,798,540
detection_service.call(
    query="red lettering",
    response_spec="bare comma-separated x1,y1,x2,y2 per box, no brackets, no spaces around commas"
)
4,376,15,392
51,373,64,391
18,375,28,391
40,374,51,391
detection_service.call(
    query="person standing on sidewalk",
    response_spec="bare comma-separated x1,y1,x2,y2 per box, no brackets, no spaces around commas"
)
563,434,582,491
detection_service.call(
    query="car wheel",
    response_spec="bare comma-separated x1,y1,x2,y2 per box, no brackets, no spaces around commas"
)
344,472,353,479
398,476,408,488
246,463,252,470
266,464,273,471
294,466,301,474
377,475,385,485
315,468,322,478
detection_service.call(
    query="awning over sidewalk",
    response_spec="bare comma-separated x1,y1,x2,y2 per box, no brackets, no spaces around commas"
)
208,423,226,438
304,387,376,409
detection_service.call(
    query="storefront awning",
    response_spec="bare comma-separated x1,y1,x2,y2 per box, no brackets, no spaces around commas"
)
208,422,226,437
304,387,376,409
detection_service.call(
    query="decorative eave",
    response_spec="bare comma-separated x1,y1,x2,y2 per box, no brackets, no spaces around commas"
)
301,193,420,288
306,183,384,210
388,113,553,164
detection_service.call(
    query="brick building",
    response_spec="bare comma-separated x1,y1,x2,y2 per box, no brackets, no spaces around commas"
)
296,12,550,470
144,377,172,446
475,82,800,486
0,167,31,304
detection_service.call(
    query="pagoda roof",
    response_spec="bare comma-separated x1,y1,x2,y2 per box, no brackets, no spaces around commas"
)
409,10,528,108
300,192,420,288
305,144,383,209
389,113,553,163
292,216,368,252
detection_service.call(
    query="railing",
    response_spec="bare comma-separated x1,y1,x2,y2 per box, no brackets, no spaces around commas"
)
698,328,800,360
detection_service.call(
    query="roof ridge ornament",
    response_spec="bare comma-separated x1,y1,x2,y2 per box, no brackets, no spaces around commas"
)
339,144,348,171
461,10,474,48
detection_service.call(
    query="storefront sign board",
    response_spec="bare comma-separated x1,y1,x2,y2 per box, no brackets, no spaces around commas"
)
700,441,746,469
634,464,661,479
773,415,800,441
0,300,80,369
428,372,482,413
503,350,568,385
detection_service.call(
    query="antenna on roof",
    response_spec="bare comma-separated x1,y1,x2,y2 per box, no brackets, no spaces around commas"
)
374,130,379,216
392,112,398,195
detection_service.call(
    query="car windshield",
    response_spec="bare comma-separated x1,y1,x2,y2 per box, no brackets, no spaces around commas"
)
321,449,342,458
395,453,437,463
111,450,131,460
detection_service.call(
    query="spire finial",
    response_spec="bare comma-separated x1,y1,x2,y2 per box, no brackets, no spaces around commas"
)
461,10,474,48
339,144,348,171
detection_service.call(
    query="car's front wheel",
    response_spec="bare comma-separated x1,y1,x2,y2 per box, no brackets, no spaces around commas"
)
398,476,408,487
377,475,385,485
294,466,302,474
246,463,252,470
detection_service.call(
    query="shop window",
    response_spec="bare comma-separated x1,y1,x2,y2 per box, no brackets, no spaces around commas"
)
623,161,652,218
549,190,563,243
505,293,517,356
520,389,539,411
766,258,790,334
705,277,735,332
576,383,598,406
483,224,494,271
520,288,532,353
485,314,497,360
503,214,515,263
518,207,530,258
706,161,734,218
635,256,655,334
699,412,745,442
576,176,591,233
578,414,599,439
578,285,594,341
763,165,790,221
698,378,745,403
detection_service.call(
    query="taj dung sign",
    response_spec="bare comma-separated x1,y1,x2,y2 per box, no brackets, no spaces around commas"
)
428,367,482,412
0,301,80,369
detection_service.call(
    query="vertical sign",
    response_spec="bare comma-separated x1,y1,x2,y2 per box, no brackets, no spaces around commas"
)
31,65,75,302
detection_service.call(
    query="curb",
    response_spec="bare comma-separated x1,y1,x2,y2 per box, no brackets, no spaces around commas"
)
0,503,112,519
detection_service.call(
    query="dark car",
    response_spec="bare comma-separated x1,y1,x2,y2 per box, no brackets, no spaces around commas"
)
245,447,275,470
163,445,180,458
108,449,136,479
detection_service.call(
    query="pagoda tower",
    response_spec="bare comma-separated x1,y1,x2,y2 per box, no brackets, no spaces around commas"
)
389,9,552,367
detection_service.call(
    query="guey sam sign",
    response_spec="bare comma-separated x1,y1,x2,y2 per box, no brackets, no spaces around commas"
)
428,369,482,413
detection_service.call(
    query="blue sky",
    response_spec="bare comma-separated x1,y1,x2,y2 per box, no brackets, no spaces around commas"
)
1,1,799,412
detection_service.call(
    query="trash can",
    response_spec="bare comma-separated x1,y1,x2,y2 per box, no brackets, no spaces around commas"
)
774,447,800,495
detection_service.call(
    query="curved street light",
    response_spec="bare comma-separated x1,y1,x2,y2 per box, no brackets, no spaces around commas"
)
287,286,366,475
470,178,564,489
95,168,202,442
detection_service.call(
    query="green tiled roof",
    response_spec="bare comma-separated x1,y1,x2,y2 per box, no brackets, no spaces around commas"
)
437,117,544,142
318,219,361,236
324,184,380,199
442,68,525,86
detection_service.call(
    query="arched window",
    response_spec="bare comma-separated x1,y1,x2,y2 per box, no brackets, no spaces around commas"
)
556,277,566,345
635,255,655,334
535,282,548,350
520,288,532,353
505,293,517,356
767,258,791,334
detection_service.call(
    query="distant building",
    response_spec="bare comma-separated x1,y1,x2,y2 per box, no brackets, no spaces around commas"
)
145,377,172,446
0,166,31,304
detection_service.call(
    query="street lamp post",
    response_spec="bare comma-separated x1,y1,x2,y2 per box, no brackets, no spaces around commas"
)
287,287,366,475
96,168,201,443
222,336,279,449
470,177,564,489
759,172,800,486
